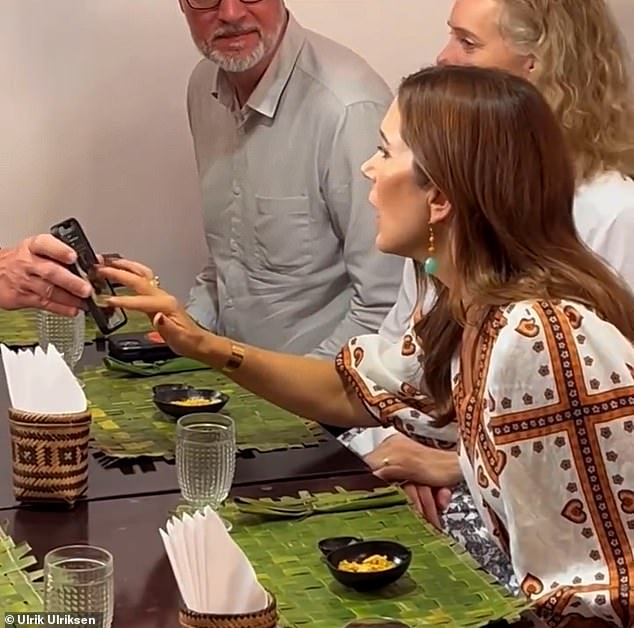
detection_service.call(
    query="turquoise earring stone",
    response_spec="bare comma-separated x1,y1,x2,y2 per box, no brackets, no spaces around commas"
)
423,256,438,275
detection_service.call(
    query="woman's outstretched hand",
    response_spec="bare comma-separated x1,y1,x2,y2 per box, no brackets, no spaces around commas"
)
97,260,216,363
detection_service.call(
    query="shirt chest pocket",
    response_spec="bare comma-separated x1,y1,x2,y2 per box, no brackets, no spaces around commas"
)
253,195,312,272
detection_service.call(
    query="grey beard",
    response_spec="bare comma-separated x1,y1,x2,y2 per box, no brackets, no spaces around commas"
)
205,40,266,72
197,17,284,74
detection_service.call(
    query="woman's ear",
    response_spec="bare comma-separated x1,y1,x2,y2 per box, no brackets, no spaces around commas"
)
427,186,452,225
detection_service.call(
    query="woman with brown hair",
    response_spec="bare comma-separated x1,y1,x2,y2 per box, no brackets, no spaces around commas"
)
100,64,634,626
381,0,634,342
351,0,634,589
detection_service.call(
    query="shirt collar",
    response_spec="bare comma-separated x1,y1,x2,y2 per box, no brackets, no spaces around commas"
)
211,12,306,119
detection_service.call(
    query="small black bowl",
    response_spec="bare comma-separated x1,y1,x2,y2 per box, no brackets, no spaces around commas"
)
153,387,230,419
152,384,193,397
325,540,411,592
318,536,363,556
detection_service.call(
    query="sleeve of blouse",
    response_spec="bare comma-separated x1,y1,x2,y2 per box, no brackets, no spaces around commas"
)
483,301,634,627
335,331,458,445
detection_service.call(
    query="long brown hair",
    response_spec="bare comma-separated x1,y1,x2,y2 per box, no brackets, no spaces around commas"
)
398,65,634,425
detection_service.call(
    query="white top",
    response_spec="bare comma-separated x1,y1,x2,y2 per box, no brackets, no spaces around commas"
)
338,299,634,626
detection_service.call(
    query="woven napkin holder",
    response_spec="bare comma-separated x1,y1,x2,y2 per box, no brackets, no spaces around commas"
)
8,407,92,505
178,593,278,628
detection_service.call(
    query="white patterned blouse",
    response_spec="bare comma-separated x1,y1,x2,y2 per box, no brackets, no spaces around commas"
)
336,299,634,628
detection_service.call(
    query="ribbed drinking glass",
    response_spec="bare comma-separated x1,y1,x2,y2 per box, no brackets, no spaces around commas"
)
43,544,114,628
175,413,236,530
37,310,85,371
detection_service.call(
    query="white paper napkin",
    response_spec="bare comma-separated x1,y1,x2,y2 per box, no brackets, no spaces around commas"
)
160,506,268,615
0,344,87,414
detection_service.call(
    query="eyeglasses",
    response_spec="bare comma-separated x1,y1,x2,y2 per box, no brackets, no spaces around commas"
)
185,0,264,10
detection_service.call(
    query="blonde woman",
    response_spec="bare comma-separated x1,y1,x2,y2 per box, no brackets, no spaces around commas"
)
350,0,634,586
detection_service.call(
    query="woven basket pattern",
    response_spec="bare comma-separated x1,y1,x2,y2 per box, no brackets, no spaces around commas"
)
8,408,91,504
179,594,278,628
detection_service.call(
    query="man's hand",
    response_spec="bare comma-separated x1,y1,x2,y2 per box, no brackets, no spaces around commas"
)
364,433,462,528
0,234,92,316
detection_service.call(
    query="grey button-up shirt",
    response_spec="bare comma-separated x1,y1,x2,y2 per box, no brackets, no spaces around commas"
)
185,13,404,357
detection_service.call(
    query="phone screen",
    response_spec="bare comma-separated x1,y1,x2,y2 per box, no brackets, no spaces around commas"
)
51,219,126,333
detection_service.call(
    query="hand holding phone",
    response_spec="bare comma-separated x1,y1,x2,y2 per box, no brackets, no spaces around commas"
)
50,217,127,335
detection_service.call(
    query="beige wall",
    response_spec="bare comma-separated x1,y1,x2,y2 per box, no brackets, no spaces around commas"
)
0,0,631,297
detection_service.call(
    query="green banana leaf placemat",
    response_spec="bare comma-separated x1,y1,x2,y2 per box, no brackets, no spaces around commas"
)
173,487,531,627
0,309,40,346
0,522,43,613
81,364,326,460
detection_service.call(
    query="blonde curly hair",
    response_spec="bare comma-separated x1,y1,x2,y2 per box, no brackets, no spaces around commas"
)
497,0,634,182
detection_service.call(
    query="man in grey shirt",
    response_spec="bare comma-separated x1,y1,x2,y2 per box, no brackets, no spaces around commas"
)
181,0,404,357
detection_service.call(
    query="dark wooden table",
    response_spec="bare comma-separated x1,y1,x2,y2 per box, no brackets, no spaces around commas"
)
0,338,527,628
0,344,371,509
4,473,383,628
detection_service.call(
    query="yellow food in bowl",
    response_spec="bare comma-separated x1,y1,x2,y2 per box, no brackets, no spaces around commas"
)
337,555,395,573
169,398,215,407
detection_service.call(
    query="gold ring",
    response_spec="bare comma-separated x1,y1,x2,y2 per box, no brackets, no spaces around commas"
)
383,457,389,467
150,275,160,288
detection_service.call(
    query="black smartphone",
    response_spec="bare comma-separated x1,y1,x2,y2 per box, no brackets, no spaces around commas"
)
50,217,127,335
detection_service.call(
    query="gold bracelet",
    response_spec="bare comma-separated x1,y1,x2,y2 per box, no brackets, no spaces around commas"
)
222,342,246,373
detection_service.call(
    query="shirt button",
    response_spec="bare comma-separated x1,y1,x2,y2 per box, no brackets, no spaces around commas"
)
233,184,240,196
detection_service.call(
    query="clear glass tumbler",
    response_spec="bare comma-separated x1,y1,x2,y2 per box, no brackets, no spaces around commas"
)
43,544,114,628
175,413,237,529
37,310,85,371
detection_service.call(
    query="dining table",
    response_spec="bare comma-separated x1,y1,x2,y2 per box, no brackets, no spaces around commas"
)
0,341,373,511
0,312,532,628
3,474,387,627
